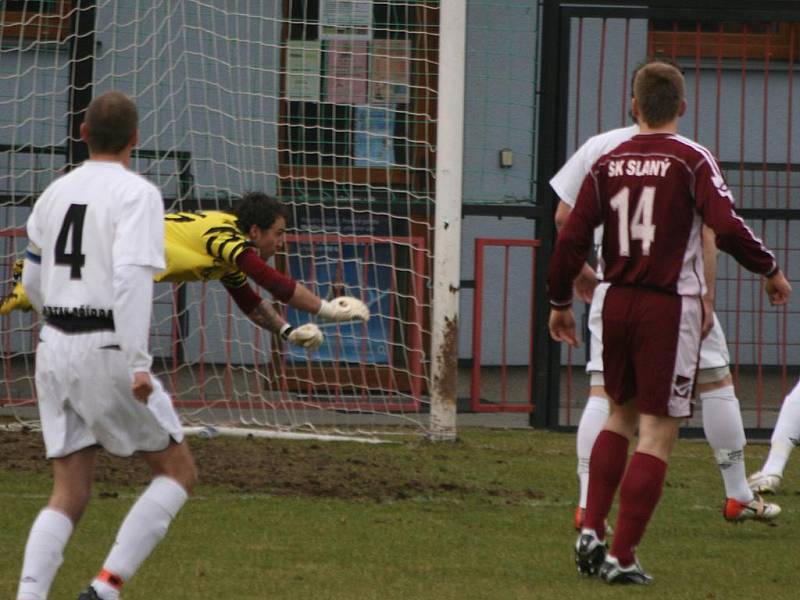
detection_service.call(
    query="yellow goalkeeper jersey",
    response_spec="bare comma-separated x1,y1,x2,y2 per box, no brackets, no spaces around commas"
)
156,211,251,287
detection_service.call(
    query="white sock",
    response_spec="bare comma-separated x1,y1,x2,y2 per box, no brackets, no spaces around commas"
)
701,386,752,502
576,395,609,508
91,477,188,599
763,380,800,477
17,508,74,600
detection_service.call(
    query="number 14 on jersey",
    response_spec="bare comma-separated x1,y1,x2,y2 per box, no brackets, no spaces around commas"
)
609,186,656,257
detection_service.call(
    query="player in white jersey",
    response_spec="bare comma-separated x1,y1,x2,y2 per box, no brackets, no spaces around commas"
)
16,92,198,600
549,59,779,528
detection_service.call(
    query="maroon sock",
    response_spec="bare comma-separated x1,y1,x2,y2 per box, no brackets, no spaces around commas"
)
610,452,668,566
584,430,629,539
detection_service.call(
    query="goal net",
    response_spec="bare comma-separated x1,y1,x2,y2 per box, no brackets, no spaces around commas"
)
0,1,454,440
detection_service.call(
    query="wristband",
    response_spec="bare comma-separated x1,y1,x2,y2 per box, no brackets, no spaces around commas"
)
317,299,335,320
279,323,294,340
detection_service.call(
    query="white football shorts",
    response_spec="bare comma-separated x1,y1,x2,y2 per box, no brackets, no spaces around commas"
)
586,282,730,385
36,325,184,458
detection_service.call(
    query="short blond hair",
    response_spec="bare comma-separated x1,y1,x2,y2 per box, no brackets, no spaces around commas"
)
633,62,684,127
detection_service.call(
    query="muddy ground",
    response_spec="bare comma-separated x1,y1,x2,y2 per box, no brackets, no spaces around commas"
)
0,429,546,504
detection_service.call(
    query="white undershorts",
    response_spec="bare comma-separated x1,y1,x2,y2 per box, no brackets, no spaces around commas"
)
36,325,184,458
586,282,731,386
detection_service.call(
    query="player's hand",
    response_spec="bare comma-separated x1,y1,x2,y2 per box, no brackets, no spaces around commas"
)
11,257,24,283
573,263,598,303
0,259,32,315
287,323,324,351
549,307,579,347
318,296,370,322
131,371,153,403
765,270,792,306
701,297,715,339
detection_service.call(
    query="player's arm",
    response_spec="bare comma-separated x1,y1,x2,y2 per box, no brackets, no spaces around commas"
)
549,173,603,306
224,280,287,333
551,140,599,303
113,187,166,401
554,200,572,230
700,226,717,339
547,173,603,346
223,280,323,350
236,249,369,321
554,200,597,303
235,248,321,313
250,299,288,333
114,264,157,398
696,161,791,305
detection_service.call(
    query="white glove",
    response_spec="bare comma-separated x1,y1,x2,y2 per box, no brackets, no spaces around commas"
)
283,323,324,350
317,296,370,322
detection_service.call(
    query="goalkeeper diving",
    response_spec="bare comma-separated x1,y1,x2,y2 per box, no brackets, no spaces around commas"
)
2,191,369,350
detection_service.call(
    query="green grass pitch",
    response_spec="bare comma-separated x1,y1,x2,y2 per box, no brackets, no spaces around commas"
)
0,429,797,599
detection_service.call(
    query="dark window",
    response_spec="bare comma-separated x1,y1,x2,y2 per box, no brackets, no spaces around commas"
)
1,0,73,43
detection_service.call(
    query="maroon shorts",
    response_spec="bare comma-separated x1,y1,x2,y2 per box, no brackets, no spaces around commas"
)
601,285,702,417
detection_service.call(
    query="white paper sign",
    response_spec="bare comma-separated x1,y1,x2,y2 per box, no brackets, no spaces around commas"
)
370,39,411,105
285,40,321,101
320,0,372,41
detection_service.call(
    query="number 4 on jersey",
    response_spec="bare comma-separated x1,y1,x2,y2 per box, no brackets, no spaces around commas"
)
55,203,88,279
609,186,656,256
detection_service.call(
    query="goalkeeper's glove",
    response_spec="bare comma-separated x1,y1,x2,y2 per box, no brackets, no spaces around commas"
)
280,322,324,351
0,258,33,315
317,296,370,322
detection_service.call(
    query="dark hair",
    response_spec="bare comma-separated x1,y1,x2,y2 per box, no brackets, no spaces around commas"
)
234,191,289,234
630,57,682,95
84,91,138,154
633,62,684,127
629,57,683,122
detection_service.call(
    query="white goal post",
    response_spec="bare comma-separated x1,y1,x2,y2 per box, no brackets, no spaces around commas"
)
0,0,464,441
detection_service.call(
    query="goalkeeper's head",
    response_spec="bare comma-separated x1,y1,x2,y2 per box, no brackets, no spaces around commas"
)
235,191,290,259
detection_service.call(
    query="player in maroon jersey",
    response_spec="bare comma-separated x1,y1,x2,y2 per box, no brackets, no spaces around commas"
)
547,62,791,584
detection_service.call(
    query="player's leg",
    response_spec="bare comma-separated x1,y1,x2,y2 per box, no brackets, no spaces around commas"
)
584,286,638,540
698,316,780,520
584,398,637,532
575,386,610,528
607,413,680,570
70,343,194,600
17,448,97,600
18,326,98,600
599,413,679,586
699,374,751,500
575,286,636,576
87,439,197,600
576,397,636,576
574,283,611,529
749,378,800,493
697,316,751,503
601,291,700,585
701,374,780,520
